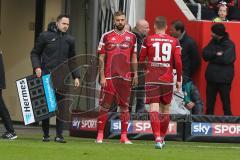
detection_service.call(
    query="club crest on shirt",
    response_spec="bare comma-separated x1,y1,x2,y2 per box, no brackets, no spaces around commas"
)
125,36,131,41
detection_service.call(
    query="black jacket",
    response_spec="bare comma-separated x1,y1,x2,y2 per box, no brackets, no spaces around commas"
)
202,33,236,83
179,32,201,84
31,22,79,79
132,28,145,59
0,52,6,89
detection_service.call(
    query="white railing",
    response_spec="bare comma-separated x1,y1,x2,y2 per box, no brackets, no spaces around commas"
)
175,0,198,20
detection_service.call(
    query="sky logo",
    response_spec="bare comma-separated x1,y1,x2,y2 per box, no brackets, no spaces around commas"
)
191,122,212,136
110,120,133,133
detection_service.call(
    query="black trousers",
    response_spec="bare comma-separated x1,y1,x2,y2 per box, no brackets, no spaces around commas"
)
130,86,145,112
130,72,145,113
206,81,232,116
42,93,64,136
0,89,14,133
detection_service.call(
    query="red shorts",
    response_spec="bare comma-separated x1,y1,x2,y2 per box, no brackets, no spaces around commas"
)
99,78,131,108
145,84,173,104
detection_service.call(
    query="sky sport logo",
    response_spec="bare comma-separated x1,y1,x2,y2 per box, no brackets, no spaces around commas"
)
111,120,177,135
72,118,97,131
191,122,240,137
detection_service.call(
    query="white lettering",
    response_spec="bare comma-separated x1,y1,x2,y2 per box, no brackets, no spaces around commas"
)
214,124,240,135
193,123,210,135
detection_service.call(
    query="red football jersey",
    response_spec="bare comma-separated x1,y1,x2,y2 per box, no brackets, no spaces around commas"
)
98,30,137,81
139,33,182,84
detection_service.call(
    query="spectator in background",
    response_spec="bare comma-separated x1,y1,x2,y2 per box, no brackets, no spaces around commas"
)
186,0,218,20
203,23,236,116
194,0,209,6
208,0,233,8
213,2,229,22
170,20,203,115
186,0,238,21
227,0,240,20
130,19,150,113
208,0,222,8
0,50,17,140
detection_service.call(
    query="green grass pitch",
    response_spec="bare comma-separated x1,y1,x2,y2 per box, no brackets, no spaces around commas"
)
1,134,240,160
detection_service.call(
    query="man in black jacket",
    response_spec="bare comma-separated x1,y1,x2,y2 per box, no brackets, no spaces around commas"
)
170,20,203,114
131,19,149,113
203,23,236,115
0,51,17,140
31,14,80,143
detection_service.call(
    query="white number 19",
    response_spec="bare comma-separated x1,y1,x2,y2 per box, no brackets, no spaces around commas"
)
153,42,172,62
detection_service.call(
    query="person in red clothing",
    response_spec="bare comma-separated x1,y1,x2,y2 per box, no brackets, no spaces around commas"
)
96,11,138,144
139,16,182,149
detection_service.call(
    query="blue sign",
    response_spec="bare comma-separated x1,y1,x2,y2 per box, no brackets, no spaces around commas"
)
191,122,212,136
42,74,57,112
110,120,133,133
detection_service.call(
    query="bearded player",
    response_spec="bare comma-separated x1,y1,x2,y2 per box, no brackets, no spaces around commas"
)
96,11,138,144
139,16,182,149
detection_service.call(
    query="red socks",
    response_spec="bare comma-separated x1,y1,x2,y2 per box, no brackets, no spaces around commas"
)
120,111,130,135
97,107,108,133
98,108,130,141
149,112,160,139
160,114,170,138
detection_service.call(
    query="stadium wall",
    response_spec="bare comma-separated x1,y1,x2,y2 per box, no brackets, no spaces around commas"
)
145,0,240,116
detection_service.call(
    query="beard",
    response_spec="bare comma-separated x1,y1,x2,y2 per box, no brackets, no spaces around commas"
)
115,24,125,31
61,28,68,32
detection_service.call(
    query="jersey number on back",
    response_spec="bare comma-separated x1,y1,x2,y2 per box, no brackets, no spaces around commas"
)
153,42,172,62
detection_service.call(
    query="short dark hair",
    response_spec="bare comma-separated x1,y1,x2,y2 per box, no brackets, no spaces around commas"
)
113,11,125,18
211,23,226,36
57,14,70,21
154,16,167,29
171,20,185,33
